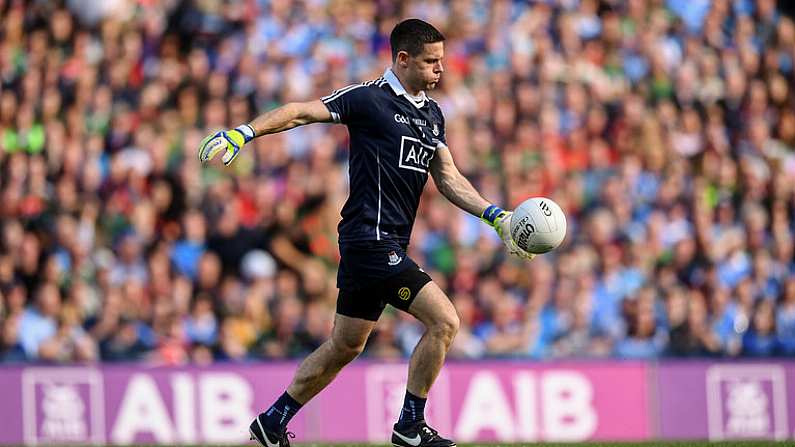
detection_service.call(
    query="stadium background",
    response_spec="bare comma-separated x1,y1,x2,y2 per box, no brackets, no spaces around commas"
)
1,0,795,444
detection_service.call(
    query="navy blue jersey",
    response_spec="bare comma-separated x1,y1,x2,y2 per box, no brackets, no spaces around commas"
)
322,69,446,245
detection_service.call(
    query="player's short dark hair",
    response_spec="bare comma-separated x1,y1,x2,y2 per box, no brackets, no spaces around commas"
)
390,19,445,61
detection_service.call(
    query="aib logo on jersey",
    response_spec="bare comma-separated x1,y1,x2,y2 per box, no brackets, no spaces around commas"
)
399,136,436,174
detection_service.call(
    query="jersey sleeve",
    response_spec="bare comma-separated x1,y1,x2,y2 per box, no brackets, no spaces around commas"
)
438,113,447,146
321,84,370,125
432,102,447,147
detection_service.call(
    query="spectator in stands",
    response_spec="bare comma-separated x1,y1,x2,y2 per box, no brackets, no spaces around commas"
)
742,299,779,356
777,278,795,355
614,287,667,359
17,284,60,360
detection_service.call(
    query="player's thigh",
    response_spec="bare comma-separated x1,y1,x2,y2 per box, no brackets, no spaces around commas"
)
407,281,459,333
330,313,377,354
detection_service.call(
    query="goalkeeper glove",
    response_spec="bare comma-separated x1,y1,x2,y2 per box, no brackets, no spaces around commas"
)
481,204,536,260
198,124,255,165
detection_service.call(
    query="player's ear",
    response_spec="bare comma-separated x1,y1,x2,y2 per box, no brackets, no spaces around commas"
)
396,50,410,68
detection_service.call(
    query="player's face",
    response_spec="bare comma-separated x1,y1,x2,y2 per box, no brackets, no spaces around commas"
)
408,42,444,91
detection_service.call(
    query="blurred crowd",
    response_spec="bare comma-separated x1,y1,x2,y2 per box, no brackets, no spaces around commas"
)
1,0,795,364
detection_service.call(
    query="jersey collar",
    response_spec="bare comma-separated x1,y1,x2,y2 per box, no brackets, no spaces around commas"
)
384,68,427,109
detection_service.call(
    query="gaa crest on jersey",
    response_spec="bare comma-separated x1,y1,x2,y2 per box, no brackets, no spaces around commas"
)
387,251,403,266
399,136,436,174
432,123,439,136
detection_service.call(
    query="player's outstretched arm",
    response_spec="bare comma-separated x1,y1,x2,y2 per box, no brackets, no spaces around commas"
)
198,100,333,165
429,144,490,217
429,145,534,260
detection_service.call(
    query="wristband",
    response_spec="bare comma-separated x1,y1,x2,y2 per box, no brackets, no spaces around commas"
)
481,204,504,224
235,124,255,143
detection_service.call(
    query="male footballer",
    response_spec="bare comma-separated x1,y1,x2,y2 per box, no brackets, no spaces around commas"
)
199,18,534,447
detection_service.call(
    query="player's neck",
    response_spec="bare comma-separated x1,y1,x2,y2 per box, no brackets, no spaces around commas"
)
391,67,423,96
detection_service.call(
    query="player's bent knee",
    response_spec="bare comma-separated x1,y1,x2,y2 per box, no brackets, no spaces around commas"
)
450,313,460,335
329,336,365,363
431,313,459,344
446,314,460,339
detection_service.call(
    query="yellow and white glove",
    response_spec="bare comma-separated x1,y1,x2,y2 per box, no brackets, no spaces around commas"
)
481,205,536,260
197,124,255,165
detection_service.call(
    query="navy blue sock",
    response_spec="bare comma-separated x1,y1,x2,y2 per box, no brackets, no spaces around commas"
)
261,391,303,431
397,390,426,426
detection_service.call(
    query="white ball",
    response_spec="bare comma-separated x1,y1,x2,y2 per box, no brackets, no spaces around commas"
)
510,197,567,254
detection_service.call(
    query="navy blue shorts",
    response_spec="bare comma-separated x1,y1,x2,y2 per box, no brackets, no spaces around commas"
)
336,240,432,321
